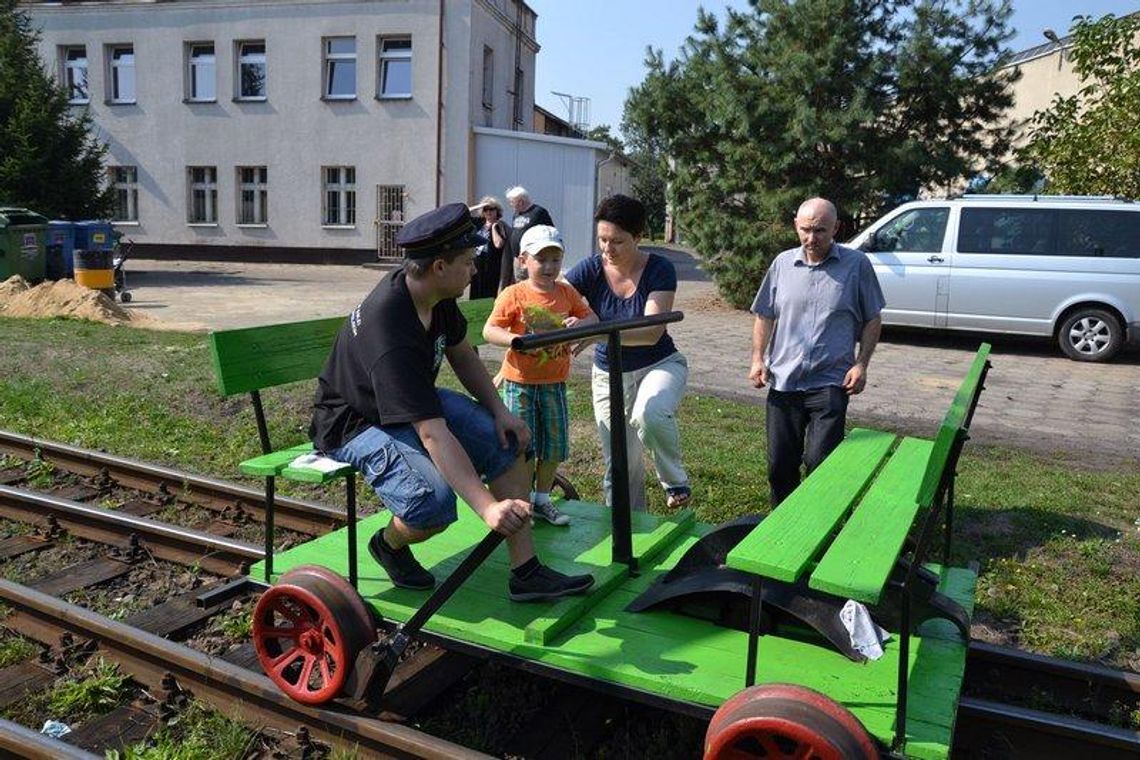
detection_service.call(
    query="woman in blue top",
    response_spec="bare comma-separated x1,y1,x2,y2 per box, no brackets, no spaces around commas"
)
565,195,691,512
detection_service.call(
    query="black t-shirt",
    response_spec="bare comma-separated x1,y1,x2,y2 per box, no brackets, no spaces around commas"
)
508,203,555,259
309,270,467,452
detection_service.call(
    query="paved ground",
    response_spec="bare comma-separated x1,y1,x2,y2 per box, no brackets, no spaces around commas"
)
123,249,1140,464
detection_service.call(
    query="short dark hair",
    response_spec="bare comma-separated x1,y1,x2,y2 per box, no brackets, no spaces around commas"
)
403,247,471,277
594,194,646,238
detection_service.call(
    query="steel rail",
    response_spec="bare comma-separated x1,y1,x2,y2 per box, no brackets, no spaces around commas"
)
0,429,342,534
0,717,104,760
967,640,1140,717
0,485,261,576
0,579,489,760
956,696,1140,758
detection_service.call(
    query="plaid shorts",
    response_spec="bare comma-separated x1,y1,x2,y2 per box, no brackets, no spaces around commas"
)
500,379,569,463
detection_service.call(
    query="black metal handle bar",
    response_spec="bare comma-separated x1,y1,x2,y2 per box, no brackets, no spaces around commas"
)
510,311,684,352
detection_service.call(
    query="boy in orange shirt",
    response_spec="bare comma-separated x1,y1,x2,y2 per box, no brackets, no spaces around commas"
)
483,225,597,526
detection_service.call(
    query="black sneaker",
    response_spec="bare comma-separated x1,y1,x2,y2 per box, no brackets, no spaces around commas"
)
368,531,435,590
509,564,595,602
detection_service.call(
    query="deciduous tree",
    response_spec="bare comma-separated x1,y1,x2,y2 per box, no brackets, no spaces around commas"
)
1023,13,1140,197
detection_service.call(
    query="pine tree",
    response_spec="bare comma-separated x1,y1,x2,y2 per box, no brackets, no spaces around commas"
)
0,0,110,219
624,0,1017,307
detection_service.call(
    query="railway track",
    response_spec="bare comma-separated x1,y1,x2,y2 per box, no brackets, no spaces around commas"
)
1,430,1139,758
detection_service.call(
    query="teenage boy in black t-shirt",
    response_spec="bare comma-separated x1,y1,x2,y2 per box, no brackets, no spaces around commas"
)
310,202,594,602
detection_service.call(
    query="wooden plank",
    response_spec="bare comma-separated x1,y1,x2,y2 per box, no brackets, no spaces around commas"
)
378,646,479,721
917,344,990,507
0,468,24,485
0,534,52,561
30,557,132,597
810,437,933,603
220,642,261,671
51,484,101,501
63,704,157,754
725,428,896,581
524,564,628,644
0,661,55,710
238,442,313,477
124,585,232,638
116,499,164,518
208,316,345,397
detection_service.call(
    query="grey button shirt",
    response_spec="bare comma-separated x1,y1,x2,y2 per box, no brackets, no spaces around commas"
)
750,243,886,392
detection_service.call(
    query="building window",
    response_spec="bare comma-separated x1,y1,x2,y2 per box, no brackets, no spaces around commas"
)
186,43,216,102
323,37,356,99
110,166,138,222
237,166,268,225
237,41,267,100
377,37,412,98
376,185,405,259
108,45,136,104
61,46,88,104
187,166,218,224
481,46,494,125
512,67,524,126
322,166,356,226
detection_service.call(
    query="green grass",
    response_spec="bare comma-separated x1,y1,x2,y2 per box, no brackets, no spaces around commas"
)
0,632,37,667
47,657,129,716
110,700,256,760
1,315,1138,671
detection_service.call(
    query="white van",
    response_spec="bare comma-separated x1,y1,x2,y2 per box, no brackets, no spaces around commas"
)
849,195,1140,362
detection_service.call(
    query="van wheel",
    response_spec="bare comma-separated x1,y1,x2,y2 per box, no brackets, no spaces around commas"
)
1058,308,1122,362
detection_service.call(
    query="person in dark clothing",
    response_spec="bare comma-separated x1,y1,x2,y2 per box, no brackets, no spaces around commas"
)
505,185,554,274
468,195,509,299
309,202,594,602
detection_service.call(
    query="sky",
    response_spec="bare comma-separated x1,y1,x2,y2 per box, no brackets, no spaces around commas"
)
528,0,1140,138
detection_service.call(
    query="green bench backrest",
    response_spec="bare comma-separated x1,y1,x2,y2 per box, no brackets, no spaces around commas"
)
916,343,991,508
209,297,496,397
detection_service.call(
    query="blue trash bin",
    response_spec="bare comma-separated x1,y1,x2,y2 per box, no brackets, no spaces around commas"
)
74,220,116,253
47,220,77,279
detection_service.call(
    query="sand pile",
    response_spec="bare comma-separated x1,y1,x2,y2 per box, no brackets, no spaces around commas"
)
0,276,156,327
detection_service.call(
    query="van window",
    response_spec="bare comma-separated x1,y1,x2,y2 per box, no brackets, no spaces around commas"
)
957,208,1056,255
1058,209,1140,258
871,207,948,253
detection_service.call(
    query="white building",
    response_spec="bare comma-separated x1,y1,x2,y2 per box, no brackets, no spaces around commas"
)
23,0,545,263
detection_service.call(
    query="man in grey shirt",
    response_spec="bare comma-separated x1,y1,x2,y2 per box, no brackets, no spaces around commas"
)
748,197,886,506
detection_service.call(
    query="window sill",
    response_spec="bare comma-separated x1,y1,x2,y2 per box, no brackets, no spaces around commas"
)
376,94,412,101
236,223,268,229
322,224,357,230
322,95,358,102
112,221,140,227
184,98,218,104
106,100,138,106
187,222,218,227
68,99,91,106
233,96,267,103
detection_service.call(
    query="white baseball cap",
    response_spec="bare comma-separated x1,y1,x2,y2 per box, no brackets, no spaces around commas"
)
520,225,564,256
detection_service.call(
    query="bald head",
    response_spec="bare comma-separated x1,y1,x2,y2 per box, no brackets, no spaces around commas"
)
794,197,839,262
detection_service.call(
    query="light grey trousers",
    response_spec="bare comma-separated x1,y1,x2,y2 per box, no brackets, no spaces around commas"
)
590,351,690,512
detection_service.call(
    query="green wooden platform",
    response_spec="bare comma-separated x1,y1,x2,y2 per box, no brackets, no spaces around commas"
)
252,500,973,759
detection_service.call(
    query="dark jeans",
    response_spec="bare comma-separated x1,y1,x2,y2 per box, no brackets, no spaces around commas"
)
766,386,849,507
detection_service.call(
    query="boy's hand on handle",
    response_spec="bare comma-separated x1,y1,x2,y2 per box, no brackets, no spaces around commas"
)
481,498,532,535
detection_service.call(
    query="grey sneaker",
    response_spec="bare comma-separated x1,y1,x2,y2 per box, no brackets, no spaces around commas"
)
533,500,570,526
509,564,594,602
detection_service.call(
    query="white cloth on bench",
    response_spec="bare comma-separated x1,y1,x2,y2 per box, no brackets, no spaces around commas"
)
840,599,890,661
289,452,350,473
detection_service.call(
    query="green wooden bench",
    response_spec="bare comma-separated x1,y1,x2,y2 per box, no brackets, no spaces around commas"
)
726,343,992,752
208,297,495,588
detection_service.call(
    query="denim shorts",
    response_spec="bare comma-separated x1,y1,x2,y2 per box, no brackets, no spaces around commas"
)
327,389,522,530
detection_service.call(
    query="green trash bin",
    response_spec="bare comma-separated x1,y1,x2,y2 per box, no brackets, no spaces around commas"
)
0,207,49,283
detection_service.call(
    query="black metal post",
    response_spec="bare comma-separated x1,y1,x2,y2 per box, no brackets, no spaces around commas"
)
894,586,911,753
607,332,634,571
264,476,275,583
346,472,357,589
943,477,955,566
745,576,763,686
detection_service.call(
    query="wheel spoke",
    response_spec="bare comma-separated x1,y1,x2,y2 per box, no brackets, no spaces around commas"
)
269,648,303,676
260,626,299,639
319,656,332,686
298,654,317,690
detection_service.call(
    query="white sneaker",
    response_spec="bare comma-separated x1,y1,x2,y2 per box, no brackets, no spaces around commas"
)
533,500,570,526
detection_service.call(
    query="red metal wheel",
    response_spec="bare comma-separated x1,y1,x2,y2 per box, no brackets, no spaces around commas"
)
705,683,879,760
279,564,377,640
252,572,374,705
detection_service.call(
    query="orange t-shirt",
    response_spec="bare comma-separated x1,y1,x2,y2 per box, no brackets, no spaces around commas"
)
488,281,594,384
